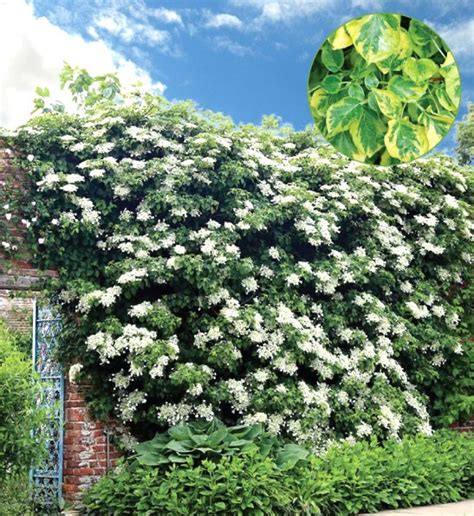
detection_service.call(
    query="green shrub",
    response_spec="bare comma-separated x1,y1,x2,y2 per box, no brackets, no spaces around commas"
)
0,320,46,480
0,474,33,516
2,79,472,446
82,430,473,515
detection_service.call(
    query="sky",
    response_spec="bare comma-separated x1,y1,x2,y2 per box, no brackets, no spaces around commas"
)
1,0,473,154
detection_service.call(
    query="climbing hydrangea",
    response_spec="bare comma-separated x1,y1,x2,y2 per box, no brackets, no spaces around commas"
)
1,94,472,450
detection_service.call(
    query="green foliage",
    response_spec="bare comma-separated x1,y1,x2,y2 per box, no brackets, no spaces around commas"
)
32,61,121,114
1,73,472,446
82,431,474,515
0,321,47,480
308,14,460,163
0,474,33,516
456,102,474,165
135,420,308,470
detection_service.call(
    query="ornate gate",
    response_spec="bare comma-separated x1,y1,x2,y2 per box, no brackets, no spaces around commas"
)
30,300,64,507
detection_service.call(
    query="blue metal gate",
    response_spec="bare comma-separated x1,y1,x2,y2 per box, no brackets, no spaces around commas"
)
30,300,64,506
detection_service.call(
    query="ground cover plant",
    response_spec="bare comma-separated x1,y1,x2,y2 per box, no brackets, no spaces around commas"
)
82,428,474,515
0,67,472,451
308,13,461,164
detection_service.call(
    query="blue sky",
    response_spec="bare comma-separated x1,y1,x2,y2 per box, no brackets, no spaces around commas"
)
3,0,474,153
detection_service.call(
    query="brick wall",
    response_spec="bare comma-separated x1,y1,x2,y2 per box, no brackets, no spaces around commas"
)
450,416,474,432
1,143,122,503
0,289,34,333
63,379,121,501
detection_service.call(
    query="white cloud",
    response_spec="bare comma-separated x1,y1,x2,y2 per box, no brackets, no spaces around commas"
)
206,13,242,29
152,7,183,26
229,0,333,23
93,10,169,46
437,18,474,58
213,36,253,56
0,0,165,129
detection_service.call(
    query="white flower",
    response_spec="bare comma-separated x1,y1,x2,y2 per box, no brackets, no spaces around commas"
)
27,154,34,161
128,301,153,318
89,168,105,178
286,273,300,286
406,301,430,319
173,245,186,255
355,422,372,437
268,247,280,260
117,268,148,284
61,184,78,193
242,277,258,293
68,363,83,384
66,174,84,183
38,238,45,244
70,143,86,152
5,213,11,221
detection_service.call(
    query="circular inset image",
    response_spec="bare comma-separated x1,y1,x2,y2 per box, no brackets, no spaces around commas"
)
307,13,461,165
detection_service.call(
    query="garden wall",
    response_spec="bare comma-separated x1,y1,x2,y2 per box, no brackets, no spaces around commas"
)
0,145,121,502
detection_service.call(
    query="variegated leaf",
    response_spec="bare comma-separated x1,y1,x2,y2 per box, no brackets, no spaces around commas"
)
384,118,429,162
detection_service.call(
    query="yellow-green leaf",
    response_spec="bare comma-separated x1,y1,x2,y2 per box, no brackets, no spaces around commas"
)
408,19,440,58
380,150,400,166
376,28,413,74
350,106,385,158
372,89,403,119
440,63,461,107
310,88,328,118
435,87,455,111
442,51,455,67
347,14,400,64
329,25,352,49
384,118,429,162
418,111,453,148
326,97,362,136
402,57,439,83
388,76,426,101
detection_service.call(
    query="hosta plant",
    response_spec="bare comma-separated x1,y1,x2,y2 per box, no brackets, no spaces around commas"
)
135,420,308,470
1,69,472,451
308,13,461,164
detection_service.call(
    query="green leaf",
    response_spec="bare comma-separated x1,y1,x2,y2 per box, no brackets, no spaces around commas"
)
364,73,379,89
418,110,453,149
321,75,342,94
440,63,461,108
435,86,455,111
168,424,192,441
367,91,379,113
35,86,50,97
408,19,442,58
321,43,344,72
326,97,362,135
275,444,309,471
388,75,426,101
375,28,413,74
384,118,429,162
372,89,403,119
165,440,192,453
346,13,401,64
328,131,359,160
403,58,439,83
348,83,365,100
350,106,385,158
